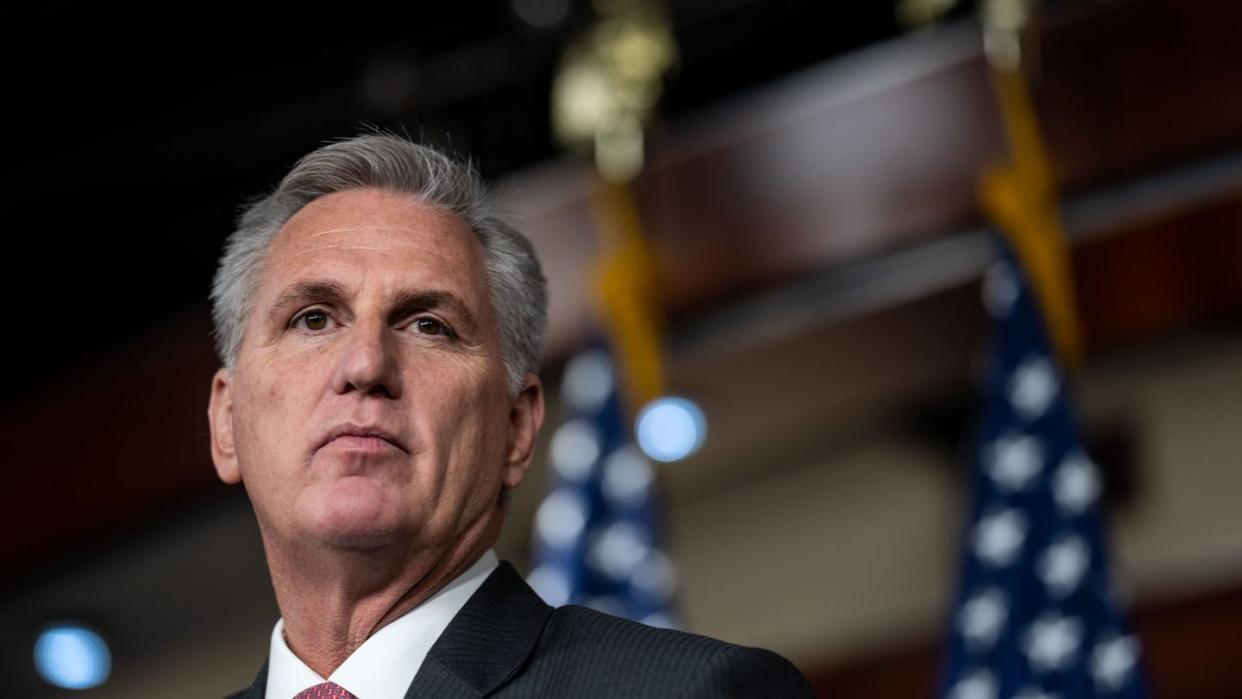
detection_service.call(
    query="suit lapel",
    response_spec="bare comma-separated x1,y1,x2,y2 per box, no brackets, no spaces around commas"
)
404,561,552,698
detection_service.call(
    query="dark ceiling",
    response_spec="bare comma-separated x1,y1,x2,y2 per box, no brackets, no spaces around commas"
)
1,1,948,402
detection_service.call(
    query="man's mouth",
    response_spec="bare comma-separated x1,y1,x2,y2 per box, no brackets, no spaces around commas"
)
318,425,409,453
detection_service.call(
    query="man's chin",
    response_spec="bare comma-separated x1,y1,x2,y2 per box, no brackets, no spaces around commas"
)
303,515,412,551
314,528,404,551
299,482,416,550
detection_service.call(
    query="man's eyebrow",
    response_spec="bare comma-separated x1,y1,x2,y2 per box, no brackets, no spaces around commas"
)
267,280,349,322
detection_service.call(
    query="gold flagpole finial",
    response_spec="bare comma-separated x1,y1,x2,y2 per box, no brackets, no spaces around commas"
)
552,0,677,184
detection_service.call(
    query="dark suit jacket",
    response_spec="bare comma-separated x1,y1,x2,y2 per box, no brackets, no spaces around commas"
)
228,561,814,698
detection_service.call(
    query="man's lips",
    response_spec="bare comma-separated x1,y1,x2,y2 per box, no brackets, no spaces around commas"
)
317,425,409,454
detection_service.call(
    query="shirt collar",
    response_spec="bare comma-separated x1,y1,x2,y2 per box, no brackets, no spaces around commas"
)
265,549,499,699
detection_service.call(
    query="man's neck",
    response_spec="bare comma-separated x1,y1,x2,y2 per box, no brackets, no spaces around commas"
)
263,512,501,677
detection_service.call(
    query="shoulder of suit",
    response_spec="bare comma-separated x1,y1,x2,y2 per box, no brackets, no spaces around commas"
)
533,605,814,697
545,604,735,652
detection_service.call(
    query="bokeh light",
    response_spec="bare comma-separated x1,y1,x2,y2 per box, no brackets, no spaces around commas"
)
634,396,707,462
34,624,111,690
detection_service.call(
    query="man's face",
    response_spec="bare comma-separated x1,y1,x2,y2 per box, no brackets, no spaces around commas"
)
208,188,542,554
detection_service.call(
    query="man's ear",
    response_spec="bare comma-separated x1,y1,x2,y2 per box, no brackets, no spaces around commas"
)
208,368,242,485
502,373,545,490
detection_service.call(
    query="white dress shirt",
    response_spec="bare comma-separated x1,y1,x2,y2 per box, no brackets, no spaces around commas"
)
265,550,499,699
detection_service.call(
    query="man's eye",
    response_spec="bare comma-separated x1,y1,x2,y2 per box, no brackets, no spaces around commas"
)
414,317,448,336
293,310,332,331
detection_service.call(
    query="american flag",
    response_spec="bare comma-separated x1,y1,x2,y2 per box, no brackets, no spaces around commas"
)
526,345,678,627
943,239,1148,699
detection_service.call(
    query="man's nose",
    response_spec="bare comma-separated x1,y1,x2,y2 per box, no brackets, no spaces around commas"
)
331,321,402,399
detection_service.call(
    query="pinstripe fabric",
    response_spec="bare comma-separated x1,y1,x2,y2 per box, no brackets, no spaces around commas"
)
228,562,813,698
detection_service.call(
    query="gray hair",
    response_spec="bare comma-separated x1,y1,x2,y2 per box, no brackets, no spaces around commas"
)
209,133,547,393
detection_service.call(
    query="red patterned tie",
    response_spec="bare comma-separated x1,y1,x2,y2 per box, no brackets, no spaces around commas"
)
292,681,358,699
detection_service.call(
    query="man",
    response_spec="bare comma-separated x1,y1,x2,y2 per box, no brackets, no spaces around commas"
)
208,133,813,698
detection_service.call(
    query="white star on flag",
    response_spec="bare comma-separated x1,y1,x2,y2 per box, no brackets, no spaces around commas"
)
1052,452,1101,514
974,509,1028,567
949,669,998,699
1024,613,1083,672
987,433,1045,492
1009,355,1059,422
958,588,1008,650
1037,534,1090,598
550,419,602,481
535,489,589,549
525,564,572,607
1092,634,1139,691
587,520,650,581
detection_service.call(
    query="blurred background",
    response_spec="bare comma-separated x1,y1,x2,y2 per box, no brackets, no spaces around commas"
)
2,0,1240,696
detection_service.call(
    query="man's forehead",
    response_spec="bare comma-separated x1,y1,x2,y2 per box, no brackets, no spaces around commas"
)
265,190,484,274
276,189,475,248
